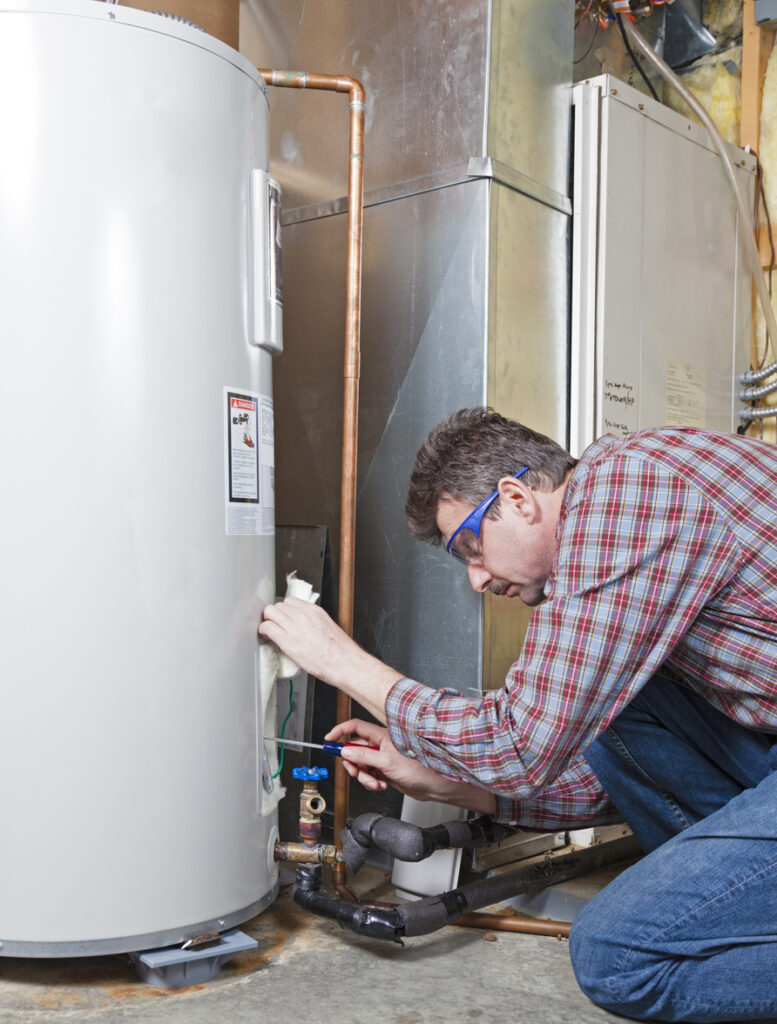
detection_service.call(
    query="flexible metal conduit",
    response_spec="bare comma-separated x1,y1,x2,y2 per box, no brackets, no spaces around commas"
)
258,70,365,887
614,10,777,410
734,404,777,420
740,377,777,402
742,361,777,385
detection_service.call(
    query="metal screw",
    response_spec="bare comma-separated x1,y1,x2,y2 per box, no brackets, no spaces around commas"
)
218,919,226,928
639,103,645,110
612,88,618,95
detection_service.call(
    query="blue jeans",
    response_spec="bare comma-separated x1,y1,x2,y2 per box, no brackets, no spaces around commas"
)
569,672,777,1023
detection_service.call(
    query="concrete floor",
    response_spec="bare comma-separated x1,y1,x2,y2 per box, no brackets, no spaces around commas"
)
0,872,623,1024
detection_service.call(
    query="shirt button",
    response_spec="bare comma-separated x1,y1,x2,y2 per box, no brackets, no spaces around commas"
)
405,749,417,759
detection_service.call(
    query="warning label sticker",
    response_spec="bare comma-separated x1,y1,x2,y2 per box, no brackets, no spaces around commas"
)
224,388,273,536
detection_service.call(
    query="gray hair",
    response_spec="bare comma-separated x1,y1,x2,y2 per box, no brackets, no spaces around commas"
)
405,408,577,544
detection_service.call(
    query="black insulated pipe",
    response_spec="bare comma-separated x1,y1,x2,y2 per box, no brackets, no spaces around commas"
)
340,813,506,875
290,856,577,942
293,861,529,943
293,846,590,944
293,864,406,943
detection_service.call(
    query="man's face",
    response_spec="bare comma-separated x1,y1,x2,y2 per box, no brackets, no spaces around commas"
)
435,489,557,607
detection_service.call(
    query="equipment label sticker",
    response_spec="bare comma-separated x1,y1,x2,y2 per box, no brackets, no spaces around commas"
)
666,363,706,427
225,388,261,535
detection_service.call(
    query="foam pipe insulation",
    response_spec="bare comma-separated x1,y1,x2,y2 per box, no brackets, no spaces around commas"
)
293,847,595,944
340,813,508,875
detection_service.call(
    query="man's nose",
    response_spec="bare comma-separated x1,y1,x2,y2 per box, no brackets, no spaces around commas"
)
467,563,492,593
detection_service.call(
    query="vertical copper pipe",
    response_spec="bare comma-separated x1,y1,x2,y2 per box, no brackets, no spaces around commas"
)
259,71,365,885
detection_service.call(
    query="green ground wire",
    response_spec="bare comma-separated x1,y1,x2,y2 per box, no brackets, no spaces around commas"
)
271,679,294,778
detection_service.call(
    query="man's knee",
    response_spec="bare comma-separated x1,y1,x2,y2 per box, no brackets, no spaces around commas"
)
569,895,666,1019
569,899,622,1009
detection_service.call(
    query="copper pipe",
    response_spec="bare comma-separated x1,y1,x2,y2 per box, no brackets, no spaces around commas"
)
258,71,366,888
453,912,571,939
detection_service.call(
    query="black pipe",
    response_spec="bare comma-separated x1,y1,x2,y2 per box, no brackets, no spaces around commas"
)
340,813,506,875
294,864,406,943
290,847,589,942
293,845,591,944
292,861,526,943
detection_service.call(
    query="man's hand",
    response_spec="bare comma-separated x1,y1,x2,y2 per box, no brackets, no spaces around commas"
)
259,597,354,685
258,599,404,722
327,719,497,816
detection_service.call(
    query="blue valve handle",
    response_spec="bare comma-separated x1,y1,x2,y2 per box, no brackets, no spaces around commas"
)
292,766,329,781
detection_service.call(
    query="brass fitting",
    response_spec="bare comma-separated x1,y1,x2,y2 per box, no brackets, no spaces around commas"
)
274,841,340,865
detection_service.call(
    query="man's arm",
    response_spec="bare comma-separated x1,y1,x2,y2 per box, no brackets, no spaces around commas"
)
327,720,616,829
258,596,402,722
326,718,496,815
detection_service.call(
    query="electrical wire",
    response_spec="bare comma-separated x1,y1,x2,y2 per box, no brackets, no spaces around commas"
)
575,0,596,28
751,155,775,375
616,13,659,100
271,678,294,779
755,160,776,436
574,16,601,65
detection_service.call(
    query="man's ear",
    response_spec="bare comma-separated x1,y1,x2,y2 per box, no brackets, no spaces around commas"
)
496,475,539,523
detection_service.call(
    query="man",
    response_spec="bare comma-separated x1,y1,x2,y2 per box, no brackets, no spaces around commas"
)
260,407,777,1023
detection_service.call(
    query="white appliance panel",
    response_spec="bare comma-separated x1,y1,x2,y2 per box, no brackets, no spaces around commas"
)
571,75,754,455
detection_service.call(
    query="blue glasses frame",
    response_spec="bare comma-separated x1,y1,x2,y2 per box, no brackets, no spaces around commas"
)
445,467,529,563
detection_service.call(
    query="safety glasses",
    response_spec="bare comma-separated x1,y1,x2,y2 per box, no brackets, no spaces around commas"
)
445,468,529,564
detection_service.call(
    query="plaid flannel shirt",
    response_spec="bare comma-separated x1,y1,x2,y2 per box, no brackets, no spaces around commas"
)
385,428,777,828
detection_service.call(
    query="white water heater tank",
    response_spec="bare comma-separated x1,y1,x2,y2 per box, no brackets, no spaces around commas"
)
0,1,283,955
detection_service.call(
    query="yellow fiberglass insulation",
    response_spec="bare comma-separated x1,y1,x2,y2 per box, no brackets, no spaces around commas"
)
704,0,743,48
663,44,742,146
759,43,777,223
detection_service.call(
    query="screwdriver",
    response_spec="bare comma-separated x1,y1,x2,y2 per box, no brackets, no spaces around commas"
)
264,737,379,757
